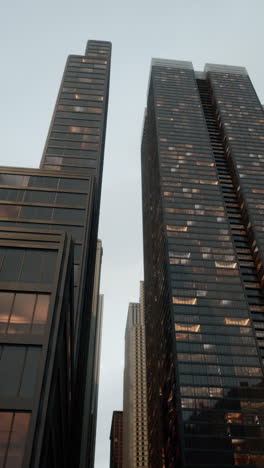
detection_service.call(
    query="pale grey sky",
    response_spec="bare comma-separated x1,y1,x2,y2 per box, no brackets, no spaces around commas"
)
1,1,264,467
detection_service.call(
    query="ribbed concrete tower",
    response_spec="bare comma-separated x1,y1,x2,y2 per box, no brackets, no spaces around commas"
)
123,282,148,468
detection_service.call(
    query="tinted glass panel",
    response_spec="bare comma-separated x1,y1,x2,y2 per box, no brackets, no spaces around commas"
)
20,250,43,283
0,292,14,333
20,206,52,220
0,189,24,202
0,345,26,397
1,413,30,468
32,295,50,334
58,178,88,191
28,176,58,189
24,190,56,204
41,251,57,283
0,248,24,281
8,293,36,334
0,205,20,218
0,175,24,186
0,412,12,467
56,192,86,206
0,345,40,398
20,347,41,398
53,208,84,223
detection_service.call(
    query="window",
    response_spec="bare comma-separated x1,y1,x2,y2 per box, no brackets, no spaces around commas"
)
0,205,20,218
0,174,29,187
20,205,52,220
0,248,24,281
0,248,56,284
24,190,56,204
0,345,41,397
173,297,197,305
55,192,86,207
0,292,50,335
53,208,84,223
28,176,58,189
58,178,88,191
0,412,31,468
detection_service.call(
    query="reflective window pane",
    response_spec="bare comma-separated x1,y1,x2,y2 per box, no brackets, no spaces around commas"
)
20,206,52,220
53,208,84,223
20,347,41,398
32,295,50,334
0,412,13,468
56,192,86,207
0,174,24,187
0,292,14,333
0,205,20,218
8,294,36,334
19,250,43,283
41,251,57,283
0,346,26,397
5,412,31,468
24,190,56,204
0,249,24,282
28,176,58,189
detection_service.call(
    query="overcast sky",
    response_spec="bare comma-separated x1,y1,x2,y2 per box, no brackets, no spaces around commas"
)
1,1,264,467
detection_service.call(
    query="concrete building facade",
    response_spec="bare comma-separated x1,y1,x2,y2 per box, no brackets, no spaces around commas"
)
123,282,148,468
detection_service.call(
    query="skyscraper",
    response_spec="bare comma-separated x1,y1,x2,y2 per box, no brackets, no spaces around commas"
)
123,282,148,468
110,411,123,468
0,40,111,467
141,60,264,467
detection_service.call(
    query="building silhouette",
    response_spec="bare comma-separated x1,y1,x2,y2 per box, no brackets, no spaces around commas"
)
141,59,264,467
110,411,123,468
123,282,148,468
0,40,111,467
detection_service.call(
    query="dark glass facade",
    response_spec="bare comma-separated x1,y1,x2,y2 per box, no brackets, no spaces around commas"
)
110,411,123,468
142,60,264,467
0,40,111,467
0,227,73,467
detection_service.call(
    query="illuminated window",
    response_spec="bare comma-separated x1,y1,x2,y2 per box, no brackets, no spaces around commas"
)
175,324,200,333
215,261,237,269
225,413,243,424
169,252,190,259
224,318,250,326
166,225,188,232
173,297,197,305
196,162,215,167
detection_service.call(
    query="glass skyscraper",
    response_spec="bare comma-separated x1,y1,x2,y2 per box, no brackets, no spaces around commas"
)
141,59,264,467
0,40,111,467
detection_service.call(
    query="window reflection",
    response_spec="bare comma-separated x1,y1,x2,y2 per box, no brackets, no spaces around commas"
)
175,324,201,333
0,205,20,218
0,292,14,333
0,174,23,186
8,294,36,334
0,292,50,335
0,412,31,468
224,318,250,326
173,297,197,305
32,295,50,334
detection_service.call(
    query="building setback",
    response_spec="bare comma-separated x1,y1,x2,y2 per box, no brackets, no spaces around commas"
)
110,411,123,468
0,40,111,467
141,59,264,467
123,282,148,468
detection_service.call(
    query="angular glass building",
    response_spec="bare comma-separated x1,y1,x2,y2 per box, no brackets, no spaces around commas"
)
141,60,264,467
0,40,111,467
